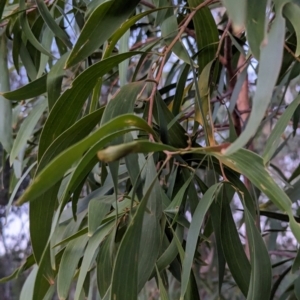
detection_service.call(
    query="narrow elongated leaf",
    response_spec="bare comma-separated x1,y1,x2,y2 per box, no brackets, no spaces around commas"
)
96,229,114,297
110,164,162,300
187,0,219,71
246,0,268,58
47,52,68,109
180,183,221,299
88,199,111,236
244,206,271,300
283,2,300,56
38,107,104,170
0,33,12,152
66,0,140,67
10,99,47,164
119,29,130,86
19,0,53,58
224,7,286,155
215,149,300,243
35,0,72,48
164,174,194,213
104,7,166,57
57,235,89,300
17,115,156,205
156,266,169,300
1,75,47,101
137,157,162,290
19,266,38,300
39,52,141,157
74,221,115,300
220,189,250,296
263,95,300,164
0,254,35,283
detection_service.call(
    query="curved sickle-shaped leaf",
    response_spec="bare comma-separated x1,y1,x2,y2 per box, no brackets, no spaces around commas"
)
1,74,47,101
224,9,286,155
39,51,142,158
283,2,300,56
66,0,140,67
17,115,156,205
19,0,53,58
35,0,72,48
215,148,300,243
38,107,104,171
180,183,221,299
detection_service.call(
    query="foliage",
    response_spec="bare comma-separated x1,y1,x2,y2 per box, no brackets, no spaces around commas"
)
1,0,300,299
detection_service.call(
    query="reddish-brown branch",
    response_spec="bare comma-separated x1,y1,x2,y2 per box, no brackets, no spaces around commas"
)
146,0,216,132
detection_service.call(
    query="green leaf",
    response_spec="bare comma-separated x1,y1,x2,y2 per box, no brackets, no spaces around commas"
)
57,235,89,300
161,11,192,65
137,157,162,291
97,140,176,163
101,81,146,125
19,0,53,58
180,183,221,299
1,75,47,101
35,0,72,48
39,52,141,157
38,107,104,171
244,206,272,300
17,114,156,205
46,52,68,109
156,266,170,300
0,33,12,153
110,163,162,300
96,229,114,297
263,95,300,164
104,7,166,58
222,0,246,32
224,10,286,155
246,0,268,59
88,199,111,236
10,99,47,164
216,149,300,243
119,29,130,86
172,64,190,116
220,187,250,296
19,266,38,300
0,254,35,283
66,0,140,67
187,0,219,71
74,221,115,300
283,2,300,56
